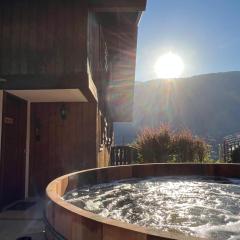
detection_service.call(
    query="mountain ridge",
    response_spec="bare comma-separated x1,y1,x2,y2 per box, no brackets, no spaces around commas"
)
115,71,240,151
135,71,240,84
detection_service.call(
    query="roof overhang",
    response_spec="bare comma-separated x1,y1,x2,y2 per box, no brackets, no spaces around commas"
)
89,0,147,12
6,89,87,102
0,72,97,103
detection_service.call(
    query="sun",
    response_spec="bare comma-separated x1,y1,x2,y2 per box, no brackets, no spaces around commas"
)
154,52,184,79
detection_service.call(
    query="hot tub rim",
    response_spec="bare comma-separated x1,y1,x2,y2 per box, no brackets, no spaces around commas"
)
46,163,240,240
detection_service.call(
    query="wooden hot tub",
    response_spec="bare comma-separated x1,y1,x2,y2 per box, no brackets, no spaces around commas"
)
45,163,240,240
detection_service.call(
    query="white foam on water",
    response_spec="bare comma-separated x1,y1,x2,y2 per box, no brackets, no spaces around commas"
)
191,220,240,240
64,176,240,240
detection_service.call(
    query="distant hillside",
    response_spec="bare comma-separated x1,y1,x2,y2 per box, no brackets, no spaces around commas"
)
114,71,240,145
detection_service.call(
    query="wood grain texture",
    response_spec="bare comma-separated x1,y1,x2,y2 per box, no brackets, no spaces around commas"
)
0,0,142,121
0,92,27,208
29,102,98,194
0,0,88,76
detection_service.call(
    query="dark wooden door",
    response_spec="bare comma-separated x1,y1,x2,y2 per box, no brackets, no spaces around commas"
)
0,92,27,209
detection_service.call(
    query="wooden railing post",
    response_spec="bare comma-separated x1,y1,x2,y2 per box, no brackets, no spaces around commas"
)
110,146,136,166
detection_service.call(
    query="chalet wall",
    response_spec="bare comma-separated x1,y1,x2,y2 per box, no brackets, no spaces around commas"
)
0,0,87,76
96,110,112,167
98,145,111,167
0,92,27,207
88,13,101,76
25,102,31,198
0,91,3,159
88,12,109,110
105,26,137,122
29,102,97,194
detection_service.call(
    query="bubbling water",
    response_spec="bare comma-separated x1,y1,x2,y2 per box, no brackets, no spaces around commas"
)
64,176,240,240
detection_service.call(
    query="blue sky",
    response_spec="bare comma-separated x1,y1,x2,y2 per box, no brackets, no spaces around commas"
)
135,0,240,81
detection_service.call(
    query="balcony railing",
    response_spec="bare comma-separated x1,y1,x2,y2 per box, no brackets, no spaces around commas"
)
110,146,137,165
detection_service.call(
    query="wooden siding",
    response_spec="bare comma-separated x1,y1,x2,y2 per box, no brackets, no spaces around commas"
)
97,110,112,167
88,12,109,110
0,0,88,77
29,102,97,194
105,25,137,122
0,92,27,208
0,0,144,120
98,145,111,167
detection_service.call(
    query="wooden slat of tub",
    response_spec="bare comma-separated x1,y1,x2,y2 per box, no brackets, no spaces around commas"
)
72,214,102,240
103,224,146,240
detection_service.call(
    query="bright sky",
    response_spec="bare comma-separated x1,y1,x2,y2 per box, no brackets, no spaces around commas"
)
135,0,240,81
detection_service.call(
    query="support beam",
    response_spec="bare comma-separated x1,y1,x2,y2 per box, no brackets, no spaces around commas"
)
89,0,147,12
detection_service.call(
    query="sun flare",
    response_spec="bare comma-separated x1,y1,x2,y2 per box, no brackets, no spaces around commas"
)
154,52,184,79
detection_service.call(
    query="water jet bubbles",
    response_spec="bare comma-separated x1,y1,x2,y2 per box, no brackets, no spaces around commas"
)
63,176,240,240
